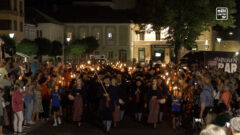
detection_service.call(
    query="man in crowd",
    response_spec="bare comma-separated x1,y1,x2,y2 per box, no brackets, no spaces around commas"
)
230,117,240,135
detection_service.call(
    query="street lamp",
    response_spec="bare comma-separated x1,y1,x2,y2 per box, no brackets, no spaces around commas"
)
235,52,239,56
63,37,71,62
205,40,209,51
66,38,71,44
216,38,222,51
217,38,222,44
9,33,15,39
9,33,15,56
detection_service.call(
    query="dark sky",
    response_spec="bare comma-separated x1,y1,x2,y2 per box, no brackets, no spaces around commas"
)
26,0,112,7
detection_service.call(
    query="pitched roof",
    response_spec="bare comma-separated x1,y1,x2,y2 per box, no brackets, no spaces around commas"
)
40,5,133,23
25,8,63,25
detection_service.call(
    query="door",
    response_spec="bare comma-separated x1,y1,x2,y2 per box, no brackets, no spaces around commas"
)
138,48,145,62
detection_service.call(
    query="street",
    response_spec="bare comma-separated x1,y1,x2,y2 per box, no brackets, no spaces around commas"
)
27,116,193,135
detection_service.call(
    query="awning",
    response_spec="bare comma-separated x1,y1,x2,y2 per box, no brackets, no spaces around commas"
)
16,52,30,58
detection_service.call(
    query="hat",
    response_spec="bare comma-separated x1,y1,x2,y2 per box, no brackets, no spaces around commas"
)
230,117,240,132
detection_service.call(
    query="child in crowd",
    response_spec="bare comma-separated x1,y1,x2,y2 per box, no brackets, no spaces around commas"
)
12,84,25,134
172,91,183,129
51,85,62,127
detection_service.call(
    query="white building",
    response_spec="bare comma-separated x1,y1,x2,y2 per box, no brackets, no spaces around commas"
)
25,8,64,43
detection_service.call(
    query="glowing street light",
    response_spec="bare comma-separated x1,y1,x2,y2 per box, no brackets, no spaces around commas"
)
66,37,71,42
9,33,15,39
217,38,222,45
235,52,239,56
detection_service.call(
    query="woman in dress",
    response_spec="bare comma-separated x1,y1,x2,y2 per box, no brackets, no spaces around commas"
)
72,78,86,127
146,78,161,128
33,81,43,121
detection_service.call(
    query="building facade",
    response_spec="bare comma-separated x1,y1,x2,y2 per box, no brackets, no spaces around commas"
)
24,23,36,40
65,23,131,62
38,23,64,43
130,24,213,63
0,0,25,42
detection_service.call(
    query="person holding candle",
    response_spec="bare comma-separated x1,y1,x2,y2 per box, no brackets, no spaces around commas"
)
111,77,120,127
116,73,127,121
97,76,116,135
132,80,144,122
72,78,87,127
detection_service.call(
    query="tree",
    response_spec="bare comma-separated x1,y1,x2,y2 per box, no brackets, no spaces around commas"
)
16,39,38,56
82,36,100,54
135,0,236,63
50,40,62,58
0,35,16,56
35,38,52,56
70,40,87,55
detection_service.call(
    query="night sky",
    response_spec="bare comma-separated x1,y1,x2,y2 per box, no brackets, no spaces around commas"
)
25,0,240,40
25,0,112,7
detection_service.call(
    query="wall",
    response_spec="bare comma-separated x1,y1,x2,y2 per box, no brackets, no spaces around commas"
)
37,23,64,43
130,24,213,63
24,24,36,40
64,23,131,62
215,40,240,52
0,0,25,42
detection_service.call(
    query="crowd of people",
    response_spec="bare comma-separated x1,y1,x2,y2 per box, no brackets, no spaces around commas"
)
0,56,239,135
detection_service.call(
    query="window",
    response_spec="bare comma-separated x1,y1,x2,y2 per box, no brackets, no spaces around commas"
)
108,32,113,40
138,48,145,62
0,0,11,10
108,51,113,59
82,32,86,39
14,0,17,11
20,1,23,16
14,21,17,31
119,50,127,62
96,32,100,40
155,31,161,40
139,32,145,41
20,22,23,32
0,20,11,30
37,30,42,38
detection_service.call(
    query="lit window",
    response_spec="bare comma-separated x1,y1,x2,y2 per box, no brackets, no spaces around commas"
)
82,32,86,39
139,32,145,41
108,32,113,40
155,52,161,57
